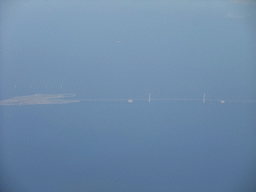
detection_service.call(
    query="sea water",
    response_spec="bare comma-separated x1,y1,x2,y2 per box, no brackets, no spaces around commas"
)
1,102,255,192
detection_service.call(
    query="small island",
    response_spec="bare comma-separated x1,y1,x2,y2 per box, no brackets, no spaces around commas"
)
0,93,80,106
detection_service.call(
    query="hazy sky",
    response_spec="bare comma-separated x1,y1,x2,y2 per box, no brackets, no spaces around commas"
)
1,0,256,100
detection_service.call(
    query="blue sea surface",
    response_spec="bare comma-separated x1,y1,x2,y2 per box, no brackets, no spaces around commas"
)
1,102,255,192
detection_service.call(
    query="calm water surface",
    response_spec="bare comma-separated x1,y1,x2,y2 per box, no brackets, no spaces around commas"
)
1,102,256,191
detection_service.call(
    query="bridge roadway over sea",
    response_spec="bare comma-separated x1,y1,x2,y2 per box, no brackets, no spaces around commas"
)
79,93,256,103
80,98,256,103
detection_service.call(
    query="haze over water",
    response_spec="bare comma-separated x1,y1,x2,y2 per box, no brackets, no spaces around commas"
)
1,1,256,191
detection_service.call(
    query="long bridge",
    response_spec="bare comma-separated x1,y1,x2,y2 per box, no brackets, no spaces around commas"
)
1,93,255,106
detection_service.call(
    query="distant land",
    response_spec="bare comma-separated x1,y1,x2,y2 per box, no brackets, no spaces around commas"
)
0,94,80,105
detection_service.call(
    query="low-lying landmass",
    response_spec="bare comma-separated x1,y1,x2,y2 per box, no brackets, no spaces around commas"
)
0,94,80,106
